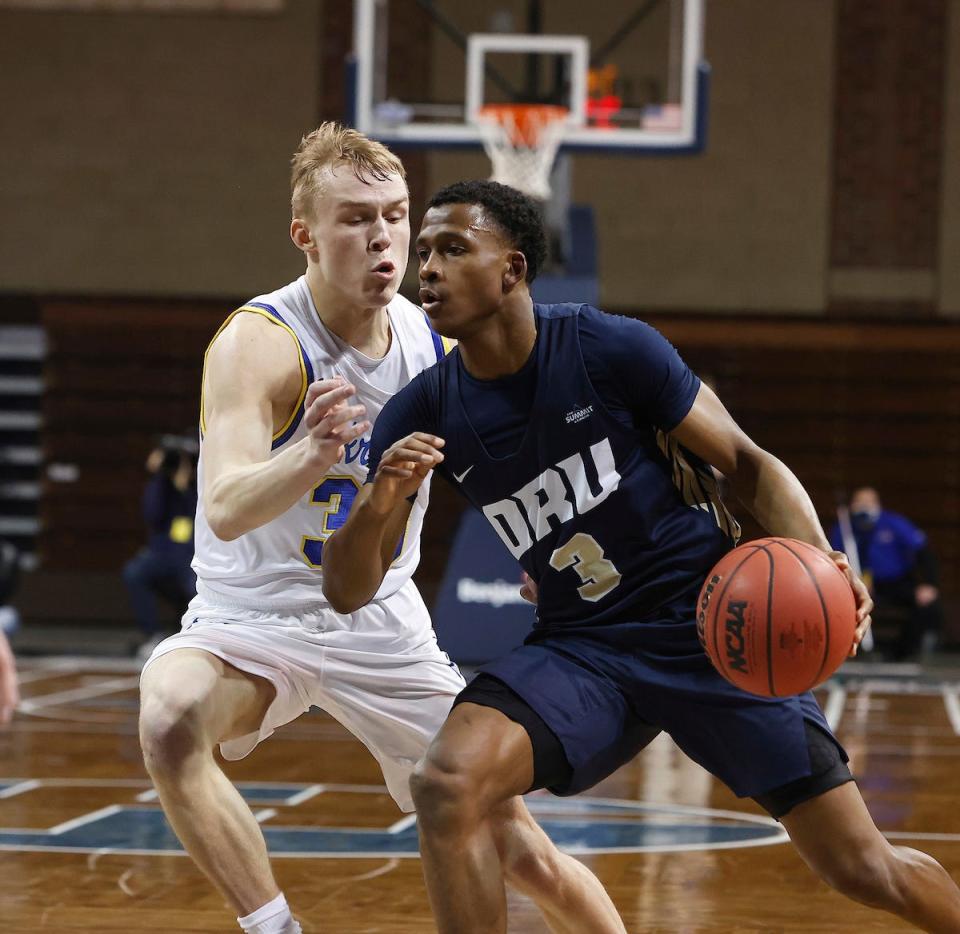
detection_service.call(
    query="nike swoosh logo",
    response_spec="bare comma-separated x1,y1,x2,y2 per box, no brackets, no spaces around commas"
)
452,465,474,483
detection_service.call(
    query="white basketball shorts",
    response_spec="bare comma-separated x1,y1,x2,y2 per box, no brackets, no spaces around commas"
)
141,579,464,812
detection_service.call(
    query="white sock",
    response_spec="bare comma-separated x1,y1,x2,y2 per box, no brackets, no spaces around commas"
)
237,892,302,934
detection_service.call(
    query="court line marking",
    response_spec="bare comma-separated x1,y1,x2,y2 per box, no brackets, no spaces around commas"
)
17,707,135,725
849,678,959,697
254,808,277,823
852,683,872,729
0,779,42,799
284,784,326,805
1,778,153,789
841,662,924,677
884,831,960,842
0,790,790,857
318,783,392,794
942,686,960,736
1,799,783,833
18,656,142,673
117,868,137,897
858,746,960,757
135,789,159,802
526,794,782,828
824,683,846,731
19,676,141,712
0,780,784,830
0,832,793,859
343,858,400,881
47,805,124,836
840,726,957,738
15,669,80,685
387,814,417,834
86,846,112,869
8,718,138,734
0,777,381,791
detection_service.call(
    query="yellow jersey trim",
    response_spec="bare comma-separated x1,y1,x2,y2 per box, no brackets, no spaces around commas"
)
199,305,309,444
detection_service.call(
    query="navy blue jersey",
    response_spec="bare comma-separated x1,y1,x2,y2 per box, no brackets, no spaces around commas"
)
368,303,740,641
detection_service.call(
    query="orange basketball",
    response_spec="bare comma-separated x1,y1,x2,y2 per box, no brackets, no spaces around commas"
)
696,538,857,697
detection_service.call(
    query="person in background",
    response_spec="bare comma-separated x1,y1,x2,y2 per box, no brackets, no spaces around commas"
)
830,486,944,660
0,629,17,725
0,537,21,639
0,539,20,724
123,435,198,659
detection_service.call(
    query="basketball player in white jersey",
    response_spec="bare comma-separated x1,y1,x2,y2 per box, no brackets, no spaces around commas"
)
135,125,465,934
139,124,628,934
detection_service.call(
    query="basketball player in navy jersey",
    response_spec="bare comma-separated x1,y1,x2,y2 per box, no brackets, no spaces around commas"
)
323,181,960,933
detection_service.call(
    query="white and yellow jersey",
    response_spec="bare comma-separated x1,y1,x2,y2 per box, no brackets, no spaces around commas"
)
192,275,452,610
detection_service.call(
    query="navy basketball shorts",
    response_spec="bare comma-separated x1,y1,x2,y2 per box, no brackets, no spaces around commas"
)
456,628,853,819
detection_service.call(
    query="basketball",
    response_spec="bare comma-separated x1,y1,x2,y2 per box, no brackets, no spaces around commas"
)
696,538,857,697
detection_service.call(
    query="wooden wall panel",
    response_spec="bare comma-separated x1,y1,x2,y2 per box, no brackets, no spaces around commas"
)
25,302,960,646
39,300,225,572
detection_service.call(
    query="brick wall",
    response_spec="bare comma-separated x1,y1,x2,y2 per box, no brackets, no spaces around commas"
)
829,0,947,313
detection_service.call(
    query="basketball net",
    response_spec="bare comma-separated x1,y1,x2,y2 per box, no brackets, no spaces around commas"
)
476,104,568,201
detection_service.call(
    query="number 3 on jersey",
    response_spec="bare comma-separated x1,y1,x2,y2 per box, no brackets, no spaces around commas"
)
549,532,622,602
301,476,404,568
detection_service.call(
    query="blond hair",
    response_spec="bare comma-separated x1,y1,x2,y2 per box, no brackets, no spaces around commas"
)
290,122,406,217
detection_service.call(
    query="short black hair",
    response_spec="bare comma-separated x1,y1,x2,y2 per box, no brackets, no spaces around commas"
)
426,180,547,283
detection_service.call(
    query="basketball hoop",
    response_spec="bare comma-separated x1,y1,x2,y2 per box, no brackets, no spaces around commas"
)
475,104,568,201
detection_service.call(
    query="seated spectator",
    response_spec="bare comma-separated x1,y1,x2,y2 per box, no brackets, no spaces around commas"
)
123,437,198,659
830,487,943,661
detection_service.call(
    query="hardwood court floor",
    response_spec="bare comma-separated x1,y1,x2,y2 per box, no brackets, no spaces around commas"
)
2,657,959,932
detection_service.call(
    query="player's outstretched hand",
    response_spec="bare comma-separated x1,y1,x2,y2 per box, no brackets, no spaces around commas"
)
0,630,19,726
519,571,538,605
369,433,445,515
828,550,874,656
303,377,370,473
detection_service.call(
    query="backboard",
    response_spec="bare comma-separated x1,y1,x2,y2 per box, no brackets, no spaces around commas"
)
350,0,709,154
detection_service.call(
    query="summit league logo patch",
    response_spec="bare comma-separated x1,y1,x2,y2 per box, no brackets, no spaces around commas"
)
564,402,594,425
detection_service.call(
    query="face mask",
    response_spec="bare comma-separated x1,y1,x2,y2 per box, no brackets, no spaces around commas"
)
852,508,879,526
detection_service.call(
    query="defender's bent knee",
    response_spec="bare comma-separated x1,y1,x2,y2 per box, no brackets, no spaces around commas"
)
139,686,211,777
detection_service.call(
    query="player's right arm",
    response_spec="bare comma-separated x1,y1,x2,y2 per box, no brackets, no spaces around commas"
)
201,313,369,541
322,432,444,613
322,378,443,612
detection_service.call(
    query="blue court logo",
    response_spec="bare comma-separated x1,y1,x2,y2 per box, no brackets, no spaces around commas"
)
0,779,786,857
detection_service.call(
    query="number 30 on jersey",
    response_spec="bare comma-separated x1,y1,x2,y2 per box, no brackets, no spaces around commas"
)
301,476,403,568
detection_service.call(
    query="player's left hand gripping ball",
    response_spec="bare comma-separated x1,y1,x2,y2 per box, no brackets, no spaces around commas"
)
826,550,873,656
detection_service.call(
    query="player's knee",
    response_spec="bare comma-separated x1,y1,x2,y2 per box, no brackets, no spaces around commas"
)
817,843,899,908
409,758,478,833
138,683,209,777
